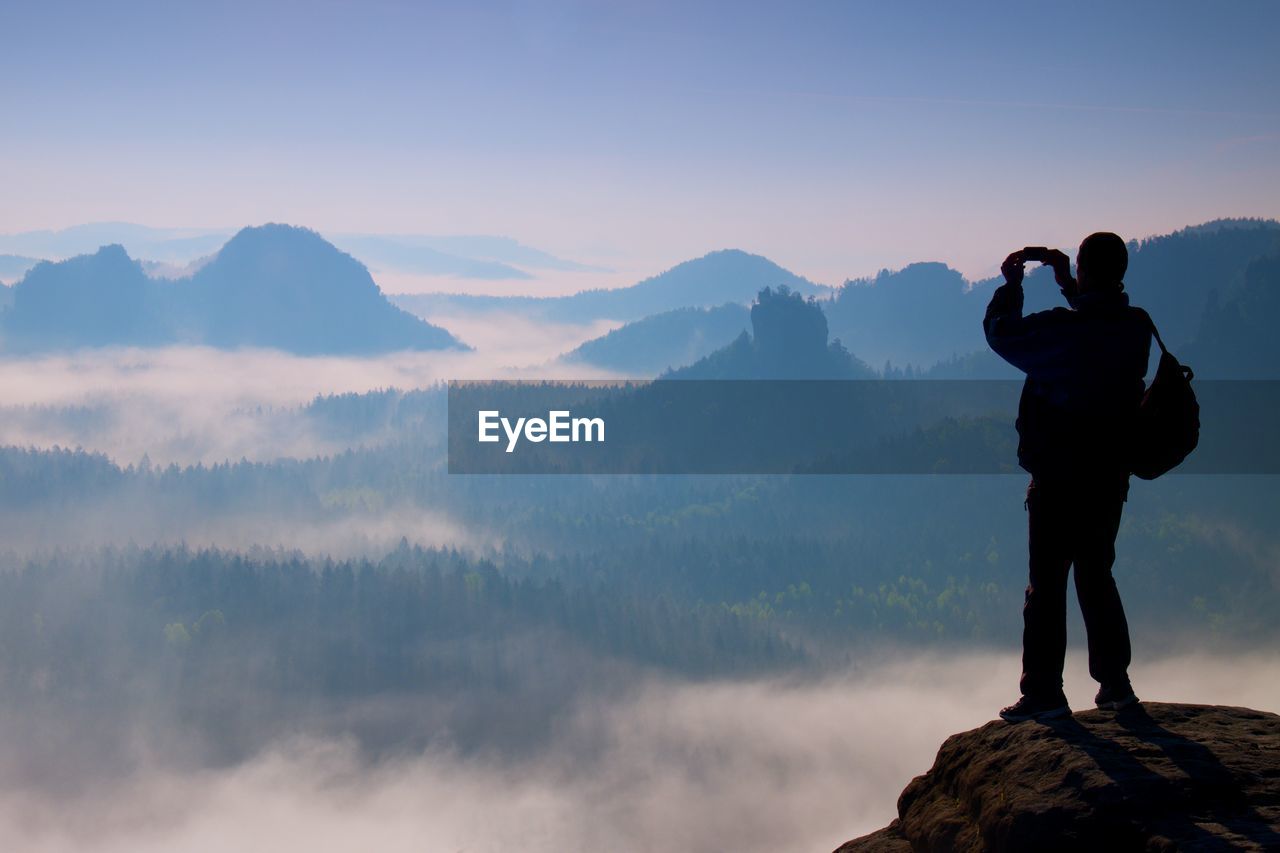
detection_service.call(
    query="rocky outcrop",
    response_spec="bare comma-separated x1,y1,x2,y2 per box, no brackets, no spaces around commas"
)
836,703,1280,852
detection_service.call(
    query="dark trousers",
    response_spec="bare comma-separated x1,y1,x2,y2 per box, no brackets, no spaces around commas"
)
1020,477,1132,698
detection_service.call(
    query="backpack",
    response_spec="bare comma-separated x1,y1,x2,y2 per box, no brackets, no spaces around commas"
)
1131,312,1199,479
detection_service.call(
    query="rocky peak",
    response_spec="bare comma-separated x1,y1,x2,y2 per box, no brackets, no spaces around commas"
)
837,703,1280,852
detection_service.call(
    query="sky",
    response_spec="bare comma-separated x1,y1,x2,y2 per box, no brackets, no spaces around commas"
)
2,0,1279,286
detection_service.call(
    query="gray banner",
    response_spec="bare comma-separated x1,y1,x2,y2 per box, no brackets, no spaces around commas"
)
447,380,1280,475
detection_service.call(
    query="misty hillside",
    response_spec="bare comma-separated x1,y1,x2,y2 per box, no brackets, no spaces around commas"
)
0,225,463,354
563,303,750,375
181,225,462,353
2,244,172,348
334,234,603,279
0,222,234,263
666,286,875,379
0,223,600,282
614,220,1280,381
825,219,1280,372
0,254,39,284
0,544,796,763
825,262,978,370
1097,219,1280,347
393,249,828,324
333,235,535,281
375,218,1280,377
1183,250,1280,377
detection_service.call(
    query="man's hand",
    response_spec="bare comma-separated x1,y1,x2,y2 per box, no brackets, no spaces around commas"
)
1045,249,1075,290
1001,251,1025,287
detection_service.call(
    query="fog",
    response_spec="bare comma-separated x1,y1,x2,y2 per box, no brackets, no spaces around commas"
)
376,267,644,298
0,394,371,468
0,504,494,560
428,312,620,368
1,651,1275,853
3,287,1276,853
0,328,619,465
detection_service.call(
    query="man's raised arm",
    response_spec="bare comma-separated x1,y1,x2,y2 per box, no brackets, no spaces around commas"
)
983,250,1071,376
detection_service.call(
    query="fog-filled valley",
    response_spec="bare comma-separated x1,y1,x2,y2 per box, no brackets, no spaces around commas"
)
2,218,1279,851
4,650,1278,853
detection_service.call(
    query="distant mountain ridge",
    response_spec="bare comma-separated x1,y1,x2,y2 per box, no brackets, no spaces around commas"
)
384,218,1280,377
334,234,608,279
3,218,1276,371
0,225,463,354
0,222,234,264
824,219,1280,373
0,254,41,284
393,249,830,324
562,303,751,376
0,222,601,282
1183,250,1280,377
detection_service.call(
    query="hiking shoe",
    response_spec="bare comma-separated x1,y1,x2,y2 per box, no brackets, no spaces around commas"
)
1095,683,1140,711
999,693,1071,722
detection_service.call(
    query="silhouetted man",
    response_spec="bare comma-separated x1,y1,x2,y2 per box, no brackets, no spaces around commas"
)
984,233,1151,722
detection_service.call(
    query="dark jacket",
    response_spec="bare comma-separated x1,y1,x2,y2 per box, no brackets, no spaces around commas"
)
984,280,1151,484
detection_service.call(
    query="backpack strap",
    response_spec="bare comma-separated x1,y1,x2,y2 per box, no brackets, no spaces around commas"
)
1136,307,1169,356
1138,307,1194,380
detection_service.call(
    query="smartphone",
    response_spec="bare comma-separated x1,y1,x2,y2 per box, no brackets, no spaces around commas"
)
1021,246,1051,263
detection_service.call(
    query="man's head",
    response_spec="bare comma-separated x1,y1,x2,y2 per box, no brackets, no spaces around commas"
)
1076,232,1128,293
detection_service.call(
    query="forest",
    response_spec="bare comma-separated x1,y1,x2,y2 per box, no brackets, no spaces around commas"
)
1,219,1278,789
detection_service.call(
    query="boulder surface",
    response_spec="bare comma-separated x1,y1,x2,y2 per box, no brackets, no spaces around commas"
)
836,702,1280,852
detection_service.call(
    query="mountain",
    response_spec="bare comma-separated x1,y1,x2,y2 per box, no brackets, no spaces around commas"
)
392,249,830,324
666,285,875,379
387,234,605,272
181,225,461,353
0,225,463,354
561,303,750,375
825,262,980,370
1178,216,1280,237
1094,219,1280,350
563,249,829,318
333,234,605,278
1182,249,1280,377
333,235,535,280
0,254,40,284
977,219,1280,352
838,703,1280,852
452,288,880,475
825,219,1280,376
0,222,233,263
140,256,214,280
0,223,601,282
3,245,172,348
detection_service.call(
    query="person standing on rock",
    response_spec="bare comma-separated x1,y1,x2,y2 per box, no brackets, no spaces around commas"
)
984,233,1151,722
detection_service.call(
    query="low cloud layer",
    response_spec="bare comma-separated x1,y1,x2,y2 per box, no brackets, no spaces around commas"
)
0,333,619,465
0,504,493,560
2,651,1275,853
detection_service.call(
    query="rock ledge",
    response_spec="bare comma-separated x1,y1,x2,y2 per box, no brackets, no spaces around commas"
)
836,702,1280,852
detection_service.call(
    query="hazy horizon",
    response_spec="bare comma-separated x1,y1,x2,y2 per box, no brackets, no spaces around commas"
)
4,216,1274,299
4,2,1278,287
